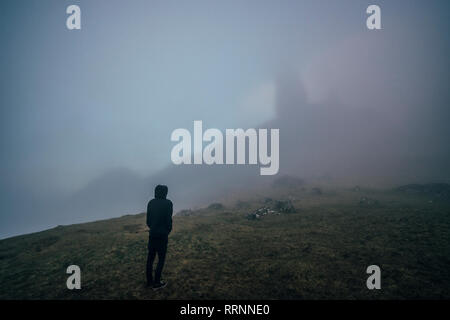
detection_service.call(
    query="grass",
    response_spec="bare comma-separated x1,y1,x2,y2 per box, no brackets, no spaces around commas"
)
0,186,449,299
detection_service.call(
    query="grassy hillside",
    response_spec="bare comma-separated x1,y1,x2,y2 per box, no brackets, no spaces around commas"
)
1,186,450,299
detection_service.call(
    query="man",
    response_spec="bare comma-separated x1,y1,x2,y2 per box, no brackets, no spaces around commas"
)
146,184,173,290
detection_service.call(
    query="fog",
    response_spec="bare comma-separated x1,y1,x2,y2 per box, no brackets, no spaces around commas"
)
1,0,449,238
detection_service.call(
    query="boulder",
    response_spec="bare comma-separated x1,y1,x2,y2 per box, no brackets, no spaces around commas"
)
272,199,296,213
246,206,280,220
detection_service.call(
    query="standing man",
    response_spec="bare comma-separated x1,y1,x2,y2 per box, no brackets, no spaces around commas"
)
146,184,173,290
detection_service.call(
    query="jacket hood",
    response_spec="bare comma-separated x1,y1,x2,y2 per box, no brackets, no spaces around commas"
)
154,185,168,199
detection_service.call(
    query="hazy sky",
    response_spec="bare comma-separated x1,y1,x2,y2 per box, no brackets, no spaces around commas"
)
1,0,449,238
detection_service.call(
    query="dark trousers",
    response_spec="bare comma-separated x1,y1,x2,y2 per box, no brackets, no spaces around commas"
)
146,236,168,284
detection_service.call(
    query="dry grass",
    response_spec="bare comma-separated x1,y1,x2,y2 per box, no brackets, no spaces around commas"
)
1,186,449,299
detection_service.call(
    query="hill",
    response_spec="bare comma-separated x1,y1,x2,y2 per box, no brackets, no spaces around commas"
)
1,185,450,299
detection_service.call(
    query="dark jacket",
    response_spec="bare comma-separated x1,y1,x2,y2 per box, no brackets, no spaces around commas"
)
146,185,173,238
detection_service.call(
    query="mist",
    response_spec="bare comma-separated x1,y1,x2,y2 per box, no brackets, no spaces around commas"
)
1,0,449,238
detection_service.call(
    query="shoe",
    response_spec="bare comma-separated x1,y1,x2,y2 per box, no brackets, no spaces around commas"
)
152,281,167,291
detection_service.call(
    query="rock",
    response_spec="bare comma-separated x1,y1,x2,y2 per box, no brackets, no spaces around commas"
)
246,212,261,220
246,199,296,220
272,200,296,213
246,206,279,220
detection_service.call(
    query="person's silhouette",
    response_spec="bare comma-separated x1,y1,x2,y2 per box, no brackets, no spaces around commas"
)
146,185,173,290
